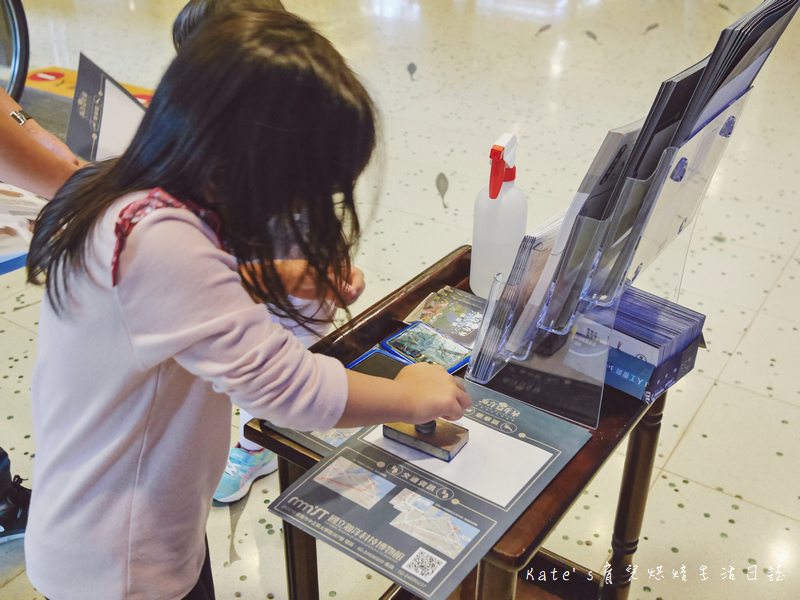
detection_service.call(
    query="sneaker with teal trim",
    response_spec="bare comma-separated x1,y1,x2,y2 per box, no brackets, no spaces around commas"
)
214,445,278,503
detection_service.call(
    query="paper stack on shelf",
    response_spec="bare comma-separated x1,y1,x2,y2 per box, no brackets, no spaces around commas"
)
610,286,705,366
404,285,485,347
611,0,800,192
467,235,539,383
606,285,706,402
617,60,708,186
0,185,47,276
521,118,644,330
672,0,800,145
583,0,800,305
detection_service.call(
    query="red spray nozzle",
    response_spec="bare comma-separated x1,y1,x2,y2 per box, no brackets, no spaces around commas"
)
488,140,517,199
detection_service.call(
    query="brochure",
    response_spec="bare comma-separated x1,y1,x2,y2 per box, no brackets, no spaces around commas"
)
65,53,146,162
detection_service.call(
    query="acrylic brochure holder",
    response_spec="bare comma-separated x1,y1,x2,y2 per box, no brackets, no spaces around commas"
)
466,88,752,429
627,88,752,301
466,217,620,430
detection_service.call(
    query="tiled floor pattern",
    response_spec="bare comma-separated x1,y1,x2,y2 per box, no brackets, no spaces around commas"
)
1,0,799,598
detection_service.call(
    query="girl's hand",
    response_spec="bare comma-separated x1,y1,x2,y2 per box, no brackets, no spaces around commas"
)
334,265,365,307
338,363,472,429
393,363,472,423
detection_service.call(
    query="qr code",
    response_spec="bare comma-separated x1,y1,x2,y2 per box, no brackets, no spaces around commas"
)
401,547,447,583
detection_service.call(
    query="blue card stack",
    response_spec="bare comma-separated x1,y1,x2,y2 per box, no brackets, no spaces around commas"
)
611,287,705,366
381,321,472,374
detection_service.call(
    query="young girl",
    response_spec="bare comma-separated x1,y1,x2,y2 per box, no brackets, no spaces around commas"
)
24,10,470,600
171,0,352,505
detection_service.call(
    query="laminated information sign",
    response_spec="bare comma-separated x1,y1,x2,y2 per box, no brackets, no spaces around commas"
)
269,379,591,600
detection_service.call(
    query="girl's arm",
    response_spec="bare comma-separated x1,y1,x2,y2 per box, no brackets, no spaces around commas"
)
337,363,472,428
117,211,469,431
242,262,468,425
241,261,469,426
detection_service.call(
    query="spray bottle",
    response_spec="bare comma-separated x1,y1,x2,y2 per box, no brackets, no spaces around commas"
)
470,133,528,298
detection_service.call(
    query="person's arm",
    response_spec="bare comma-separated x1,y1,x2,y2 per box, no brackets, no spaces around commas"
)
337,363,472,428
242,260,471,427
0,89,81,199
117,209,469,432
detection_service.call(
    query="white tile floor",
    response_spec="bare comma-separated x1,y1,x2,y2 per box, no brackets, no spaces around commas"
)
1,0,799,598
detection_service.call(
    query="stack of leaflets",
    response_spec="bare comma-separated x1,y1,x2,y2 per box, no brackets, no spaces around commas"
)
404,286,485,347
610,286,705,366
468,207,588,384
673,0,800,145
616,0,800,187
0,184,47,275
382,321,472,373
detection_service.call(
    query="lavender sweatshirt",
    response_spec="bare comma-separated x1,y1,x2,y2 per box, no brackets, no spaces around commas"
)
25,191,348,599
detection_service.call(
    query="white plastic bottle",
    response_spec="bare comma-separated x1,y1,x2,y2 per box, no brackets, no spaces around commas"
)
470,133,528,298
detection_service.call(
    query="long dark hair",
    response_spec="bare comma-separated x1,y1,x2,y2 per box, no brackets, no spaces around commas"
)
172,0,286,50
27,10,377,328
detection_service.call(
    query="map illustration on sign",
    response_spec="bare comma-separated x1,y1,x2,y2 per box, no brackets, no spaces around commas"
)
311,427,361,448
390,489,479,559
313,456,395,509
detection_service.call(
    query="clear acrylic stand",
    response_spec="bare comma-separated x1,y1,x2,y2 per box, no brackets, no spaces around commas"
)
627,88,751,301
466,88,752,429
